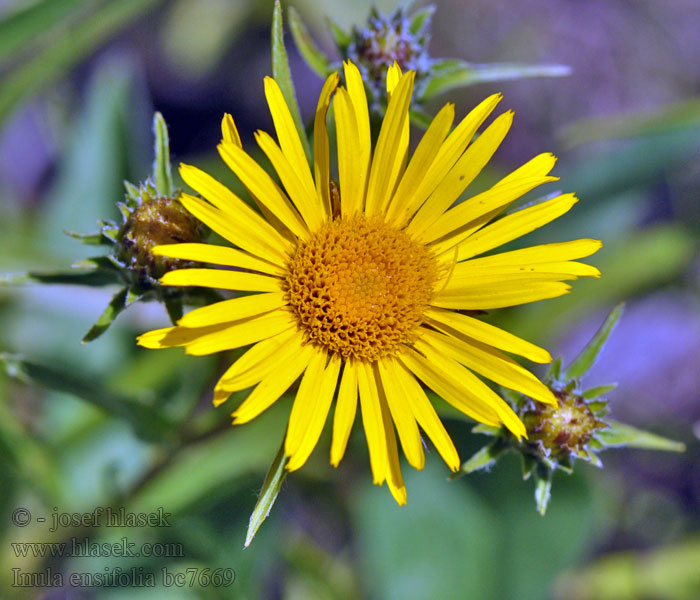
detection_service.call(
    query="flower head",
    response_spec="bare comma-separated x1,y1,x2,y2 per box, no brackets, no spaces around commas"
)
137,61,601,504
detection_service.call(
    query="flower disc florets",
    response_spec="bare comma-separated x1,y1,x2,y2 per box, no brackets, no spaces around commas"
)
285,215,437,361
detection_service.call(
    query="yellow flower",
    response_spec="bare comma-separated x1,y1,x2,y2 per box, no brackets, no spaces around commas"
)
137,61,601,504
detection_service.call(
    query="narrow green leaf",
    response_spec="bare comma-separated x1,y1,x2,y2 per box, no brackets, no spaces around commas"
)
565,303,625,380
271,0,312,165
63,229,111,245
597,420,685,452
245,438,288,548
582,383,617,400
0,0,91,64
534,467,553,516
0,0,164,127
1,268,121,286
408,4,435,36
152,112,174,197
71,255,121,271
0,353,175,443
450,440,507,480
164,296,183,325
82,286,130,342
288,6,332,77
421,59,571,101
326,17,351,52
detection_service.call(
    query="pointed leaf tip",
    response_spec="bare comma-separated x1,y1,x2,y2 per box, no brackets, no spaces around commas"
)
152,112,174,197
565,303,624,380
288,6,332,77
245,440,288,548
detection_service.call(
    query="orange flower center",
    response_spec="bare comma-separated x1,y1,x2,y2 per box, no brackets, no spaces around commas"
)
285,215,437,361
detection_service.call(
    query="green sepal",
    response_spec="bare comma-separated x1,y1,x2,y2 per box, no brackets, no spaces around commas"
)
597,420,685,452
288,6,332,77
63,229,111,245
534,464,553,516
420,59,571,101
582,383,617,399
450,438,508,480
116,200,132,220
100,221,120,242
245,438,288,548
271,0,312,165
326,17,351,52
565,303,624,380
82,286,137,342
152,111,174,197
164,295,183,325
408,4,435,35
71,255,121,271
545,356,562,381
584,449,603,468
521,453,537,480
124,180,141,203
471,423,502,437
0,352,175,443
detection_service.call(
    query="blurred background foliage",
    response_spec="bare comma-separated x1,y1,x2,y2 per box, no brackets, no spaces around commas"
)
0,0,699,598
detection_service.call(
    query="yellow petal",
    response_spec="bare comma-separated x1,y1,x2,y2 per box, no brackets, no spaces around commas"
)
398,345,501,427
184,310,294,356
264,76,316,200
409,340,526,438
160,268,281,293
221,113,242,146
425,307,552,363
439,270,577,294
392,94,503,228
499,152,557,183
232,342,316,424
357,360,387,484
408,111,513,237
392,360,460,471
218,142,308,240
379,385,407,506
287,352,342,471
459,239,603,267
364,71,415,217
424,176,558,248
454,193,579,262
378,358,425,470
431,280,572,310
214,328,300,402
386,102,455,226
333,88,364,216
314,72,340,218
255,130,324,231
178,292,287,328
331,360,359,467
178,166,291,262
153,243,284,277
344,62,371,199
421,329,557,405
386,62,402,95
457,260,601,278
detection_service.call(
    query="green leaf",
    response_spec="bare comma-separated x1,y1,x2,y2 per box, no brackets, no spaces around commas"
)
326,17,351,52
545,356,562,381
408,4,435,36
288,6,332,78
597,420,685,452
152,111,174,197
421,59,571,101
565,303,624,380
0,353,175,443
2,268,121,286
0,0,164,127
164,295,183,325
582,383,617,399
0,0,91,64
271,0,312,165
534,466,553,516
450,440,507,480
82,286,133,342
245,438,288,548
